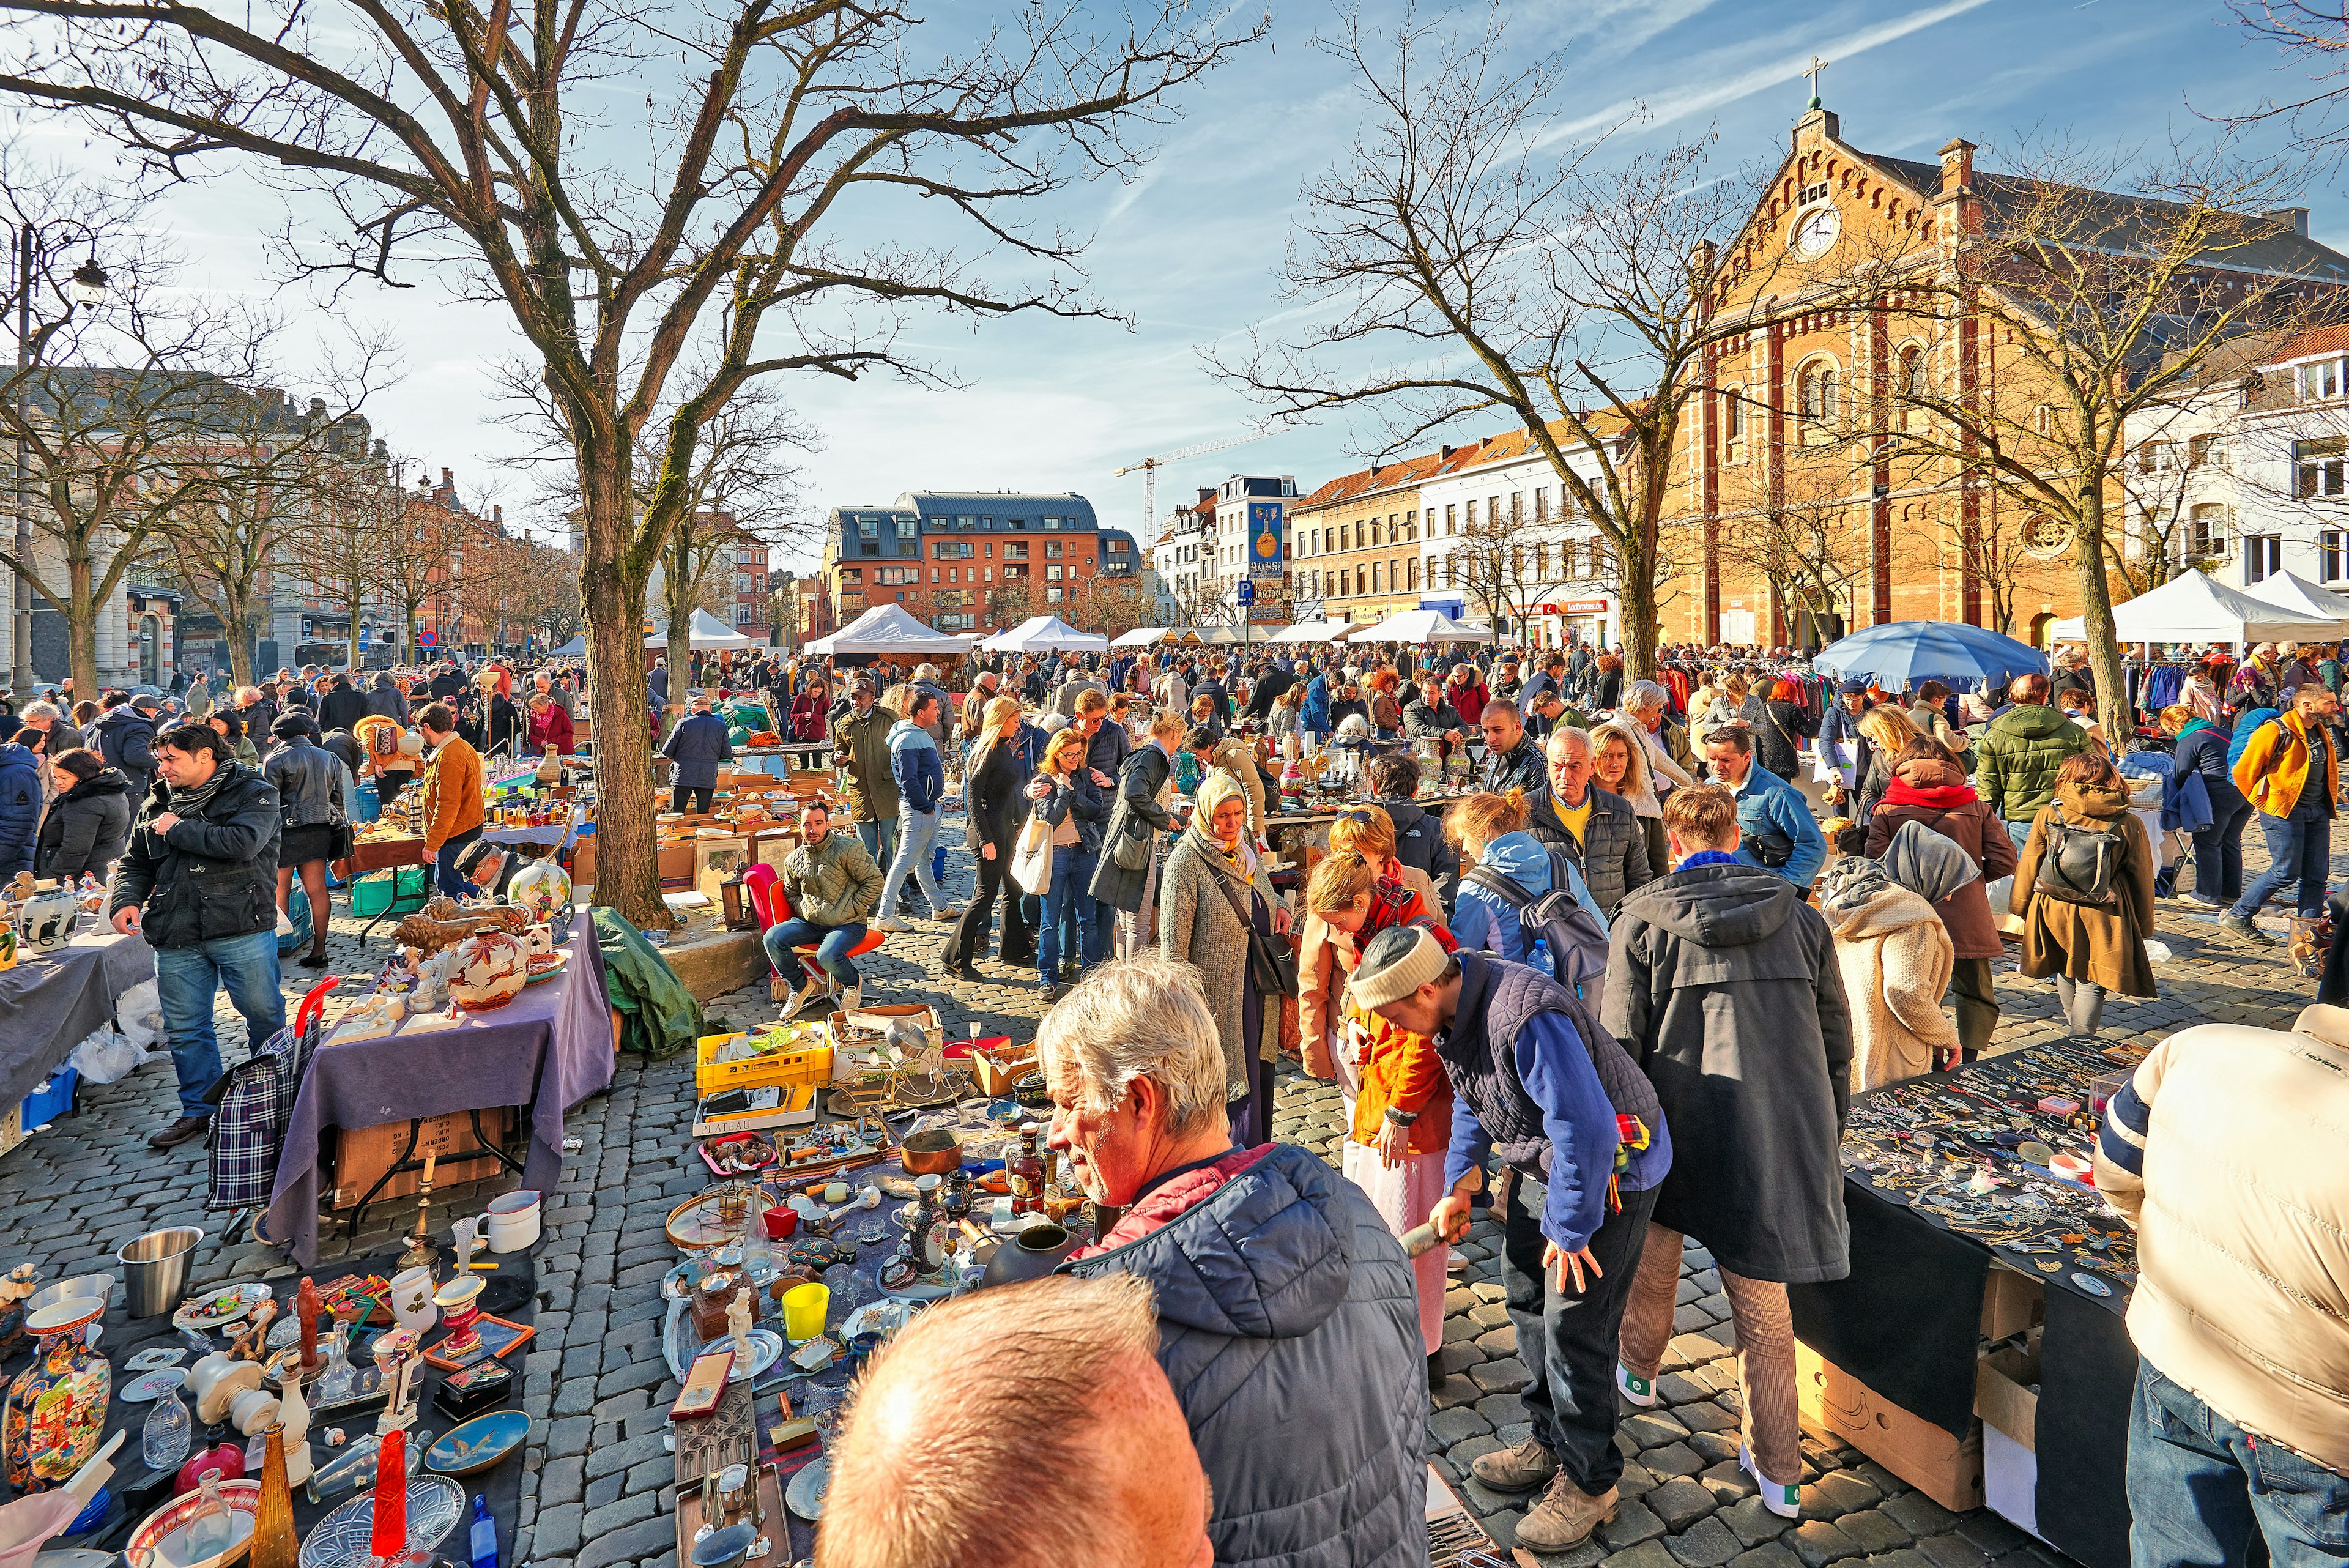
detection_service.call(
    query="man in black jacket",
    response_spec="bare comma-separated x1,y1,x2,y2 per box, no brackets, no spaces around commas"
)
1366,753,1460,901
319,674,372,734
1478,700,1547,797
108,723,285,1150
92,693,163,800
365,671,412,724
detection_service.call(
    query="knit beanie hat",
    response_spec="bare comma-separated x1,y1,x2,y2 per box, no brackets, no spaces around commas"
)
1348,926,1449,1011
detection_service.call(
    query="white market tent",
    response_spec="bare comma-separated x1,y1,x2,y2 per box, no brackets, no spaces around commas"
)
807,603,979,657
1269,619,1354,644
547,635,587,658
2049,571,2341,645
981,615,1110,653
1345,607,1497,644
2241,570,2349,628
1111,626,1176,648
645,608,757,650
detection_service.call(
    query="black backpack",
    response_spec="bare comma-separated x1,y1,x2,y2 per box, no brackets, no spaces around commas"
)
2034,817,2121,907
1464,845,1611,989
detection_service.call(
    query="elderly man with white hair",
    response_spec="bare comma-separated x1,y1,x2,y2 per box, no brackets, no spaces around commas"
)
1041,953,1428,1568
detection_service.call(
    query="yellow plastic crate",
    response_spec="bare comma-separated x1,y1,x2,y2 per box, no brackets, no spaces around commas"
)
694,1028,833,1096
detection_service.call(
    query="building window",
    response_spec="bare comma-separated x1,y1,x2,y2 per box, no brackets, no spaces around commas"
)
2188,434,2228,470
1045,585,1064,603
1510,493,1522,523
2189,503,2229,559
2326,530,2347,584
955,515,977,530
1444,554,1457,589
1559,540,1578,578
1445,505,1457,535
1004,541,1028,561
1534,488,1548,521
1042,516,1063,530
1406,556,1419,592
2298,439,2347,498
895,518,917,539
1798,361,1838,423
1045,541,1064,559
2299,358,2345,400
1532,543,1546,579
1047,563,1064,581
1724,389,1746,455
858,519,878,540
2246,533,2283,583
1465,500,1477,528
859,542,878,557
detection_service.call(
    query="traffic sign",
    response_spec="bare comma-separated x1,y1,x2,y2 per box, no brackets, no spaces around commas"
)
418,628,438,648
1235,579,1255,608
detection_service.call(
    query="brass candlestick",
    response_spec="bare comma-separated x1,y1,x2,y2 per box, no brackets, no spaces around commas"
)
396,1152,440,1277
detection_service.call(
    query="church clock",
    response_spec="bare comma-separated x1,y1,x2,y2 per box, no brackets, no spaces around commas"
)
1791,205,1841,258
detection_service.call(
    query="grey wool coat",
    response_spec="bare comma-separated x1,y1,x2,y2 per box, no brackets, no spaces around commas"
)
1159,834,1283,1096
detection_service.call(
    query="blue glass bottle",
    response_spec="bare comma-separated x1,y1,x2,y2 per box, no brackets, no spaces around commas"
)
469,1493,497,1568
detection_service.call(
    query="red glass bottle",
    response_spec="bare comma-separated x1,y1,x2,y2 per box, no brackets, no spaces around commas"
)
176,1429,248,1495
1007,1124,1045,1217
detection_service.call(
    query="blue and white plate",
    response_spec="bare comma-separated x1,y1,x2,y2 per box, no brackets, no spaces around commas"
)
425,1411,529,1477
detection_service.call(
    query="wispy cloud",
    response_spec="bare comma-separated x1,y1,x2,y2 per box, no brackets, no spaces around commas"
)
1531,0,2001,149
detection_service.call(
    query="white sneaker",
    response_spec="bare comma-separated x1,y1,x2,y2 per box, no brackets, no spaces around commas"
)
1742,1445,1800,1518
874,917,906,933
840,984,862,1013
1615,1364,1657,1408
929,905,963,922
786,978,826,1014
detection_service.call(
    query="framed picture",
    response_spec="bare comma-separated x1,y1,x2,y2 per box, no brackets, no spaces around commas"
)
423,1312,538,1372
691,836,752,889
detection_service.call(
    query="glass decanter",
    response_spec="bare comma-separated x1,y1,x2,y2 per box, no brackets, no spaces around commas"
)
181,1469,236,1561
312,1320,356,1406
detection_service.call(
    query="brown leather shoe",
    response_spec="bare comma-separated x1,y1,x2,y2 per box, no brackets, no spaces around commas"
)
1470,1437,1559,1494
148,1115,210,1150
1514,1477,1618,1554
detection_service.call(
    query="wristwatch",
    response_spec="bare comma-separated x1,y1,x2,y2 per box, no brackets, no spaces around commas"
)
1384,1106,1418,1127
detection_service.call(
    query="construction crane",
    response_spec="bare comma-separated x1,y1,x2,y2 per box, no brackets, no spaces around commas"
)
1112,429,1271,538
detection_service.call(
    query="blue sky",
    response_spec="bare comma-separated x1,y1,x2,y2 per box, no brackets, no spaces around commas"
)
10,0,2323,571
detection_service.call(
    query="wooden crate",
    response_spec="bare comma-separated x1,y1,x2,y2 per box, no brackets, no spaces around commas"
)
329,1107,515,1209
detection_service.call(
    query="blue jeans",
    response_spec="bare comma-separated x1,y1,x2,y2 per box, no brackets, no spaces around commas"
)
878,807,946,918
855,817,898,880
2129,1358,2349,1568
154,929,286,1120
434,827,482,899
2005,819,2033,853
763,918,867,988
2231,801,2332,920
1037,845,1098,983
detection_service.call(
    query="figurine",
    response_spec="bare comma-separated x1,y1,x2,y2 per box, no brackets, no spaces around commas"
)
370,1330,421,1436
295,1279,323,1375
726,1288,755,1365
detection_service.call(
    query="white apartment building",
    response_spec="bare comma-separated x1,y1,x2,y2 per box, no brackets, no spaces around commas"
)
1416,428,1621,648
2123,326,2349,595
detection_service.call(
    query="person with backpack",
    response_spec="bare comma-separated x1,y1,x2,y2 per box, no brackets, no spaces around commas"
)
1444,790,1611,1002
2222,681,2341,945
1602,781,1850,1523
2011,749,2157,1039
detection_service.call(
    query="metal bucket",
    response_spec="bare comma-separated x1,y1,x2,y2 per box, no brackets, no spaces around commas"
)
115,1227,203,1318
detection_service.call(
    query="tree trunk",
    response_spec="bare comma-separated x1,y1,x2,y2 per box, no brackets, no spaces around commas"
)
1616,531,1661,687
579,466,672,931
2071,494,2129,745
64,553,98,696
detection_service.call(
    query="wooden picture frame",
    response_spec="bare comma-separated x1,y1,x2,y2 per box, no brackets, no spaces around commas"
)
422,1312,537,1372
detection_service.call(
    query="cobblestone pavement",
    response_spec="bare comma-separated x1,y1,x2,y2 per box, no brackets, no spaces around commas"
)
5,810,2337,1568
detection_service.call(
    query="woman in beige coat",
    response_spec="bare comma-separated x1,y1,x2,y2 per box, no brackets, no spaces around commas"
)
1159,771,1290,1145
2011,749,2156,1039
1817,852,1958,1091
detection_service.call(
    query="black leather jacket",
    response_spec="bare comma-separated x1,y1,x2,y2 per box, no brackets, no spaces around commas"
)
263,737,347,828
108,766,283,949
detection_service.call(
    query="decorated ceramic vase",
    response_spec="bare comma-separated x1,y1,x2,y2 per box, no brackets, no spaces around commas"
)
0,922,16,972
448,926,528,1013
17,881,78,954
4,1299,110,1490
506,860,572,925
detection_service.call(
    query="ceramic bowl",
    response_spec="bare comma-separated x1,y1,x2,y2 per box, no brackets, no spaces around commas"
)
899,1129,962,1176
425,1410,529,1477
125,1478,261,1568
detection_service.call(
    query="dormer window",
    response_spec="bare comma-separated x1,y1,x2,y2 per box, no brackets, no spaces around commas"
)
2299,359,2346,400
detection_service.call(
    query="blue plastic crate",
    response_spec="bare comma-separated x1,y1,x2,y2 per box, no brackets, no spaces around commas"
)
20,1064,77,1131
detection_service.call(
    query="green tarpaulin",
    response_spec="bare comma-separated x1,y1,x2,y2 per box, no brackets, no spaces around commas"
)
593,907,705,1058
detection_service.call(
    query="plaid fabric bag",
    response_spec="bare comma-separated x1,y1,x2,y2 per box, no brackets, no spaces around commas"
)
206,992,324,1212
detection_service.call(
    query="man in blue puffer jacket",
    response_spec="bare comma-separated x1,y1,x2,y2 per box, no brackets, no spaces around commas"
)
0,738,39,877
1044,956,1427,1568
875,691,951,929
1300,667,1330,741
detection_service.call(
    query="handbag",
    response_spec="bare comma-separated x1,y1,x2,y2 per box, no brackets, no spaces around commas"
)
1206,860,1300,996
1009,808,1055,897
1107,802,1155,872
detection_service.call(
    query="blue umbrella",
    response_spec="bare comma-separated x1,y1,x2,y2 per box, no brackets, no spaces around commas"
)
1810,622,2048,693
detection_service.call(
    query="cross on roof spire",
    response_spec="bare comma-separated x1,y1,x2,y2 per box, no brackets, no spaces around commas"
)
1805,55,1828,110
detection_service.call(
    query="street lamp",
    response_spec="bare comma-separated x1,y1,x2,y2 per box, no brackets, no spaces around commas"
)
67,258,108,307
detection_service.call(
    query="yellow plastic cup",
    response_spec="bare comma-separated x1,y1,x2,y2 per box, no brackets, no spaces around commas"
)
781,1281,829,1343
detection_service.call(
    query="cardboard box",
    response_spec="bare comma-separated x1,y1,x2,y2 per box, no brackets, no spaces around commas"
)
970,1041,1037,1098
1980,1267,2045,1342
1796,1342,1986,1513
331,1107,514,1208
1975,1337,2043,1451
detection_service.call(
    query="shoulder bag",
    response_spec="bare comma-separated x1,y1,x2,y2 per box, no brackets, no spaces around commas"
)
1204,858,1300,997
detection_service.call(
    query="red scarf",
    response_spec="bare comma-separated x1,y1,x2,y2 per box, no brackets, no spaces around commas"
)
1883,778,1978,811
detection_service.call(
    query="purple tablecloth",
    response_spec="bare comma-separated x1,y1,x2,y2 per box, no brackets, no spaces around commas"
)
264,921,617,1266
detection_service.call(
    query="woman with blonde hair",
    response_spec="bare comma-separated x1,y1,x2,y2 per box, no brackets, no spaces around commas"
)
1445,790,1603,964
1591,721,1666,879
943,695,1033,980
1854,705,1924,823
1160,771,1291,1145
1299,849,1456,1377
1328,801,1442,910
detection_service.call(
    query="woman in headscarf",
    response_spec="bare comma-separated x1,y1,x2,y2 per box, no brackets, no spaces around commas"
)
1817,850,1958,1091
1159,770,1291,1146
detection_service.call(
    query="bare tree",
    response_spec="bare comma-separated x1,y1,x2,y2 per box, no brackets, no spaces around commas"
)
294,453,411,674
1208,4,1806,685
1879,135,2346,738
1713,449,1868,648
376,481,475,665
0,1,1256,924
